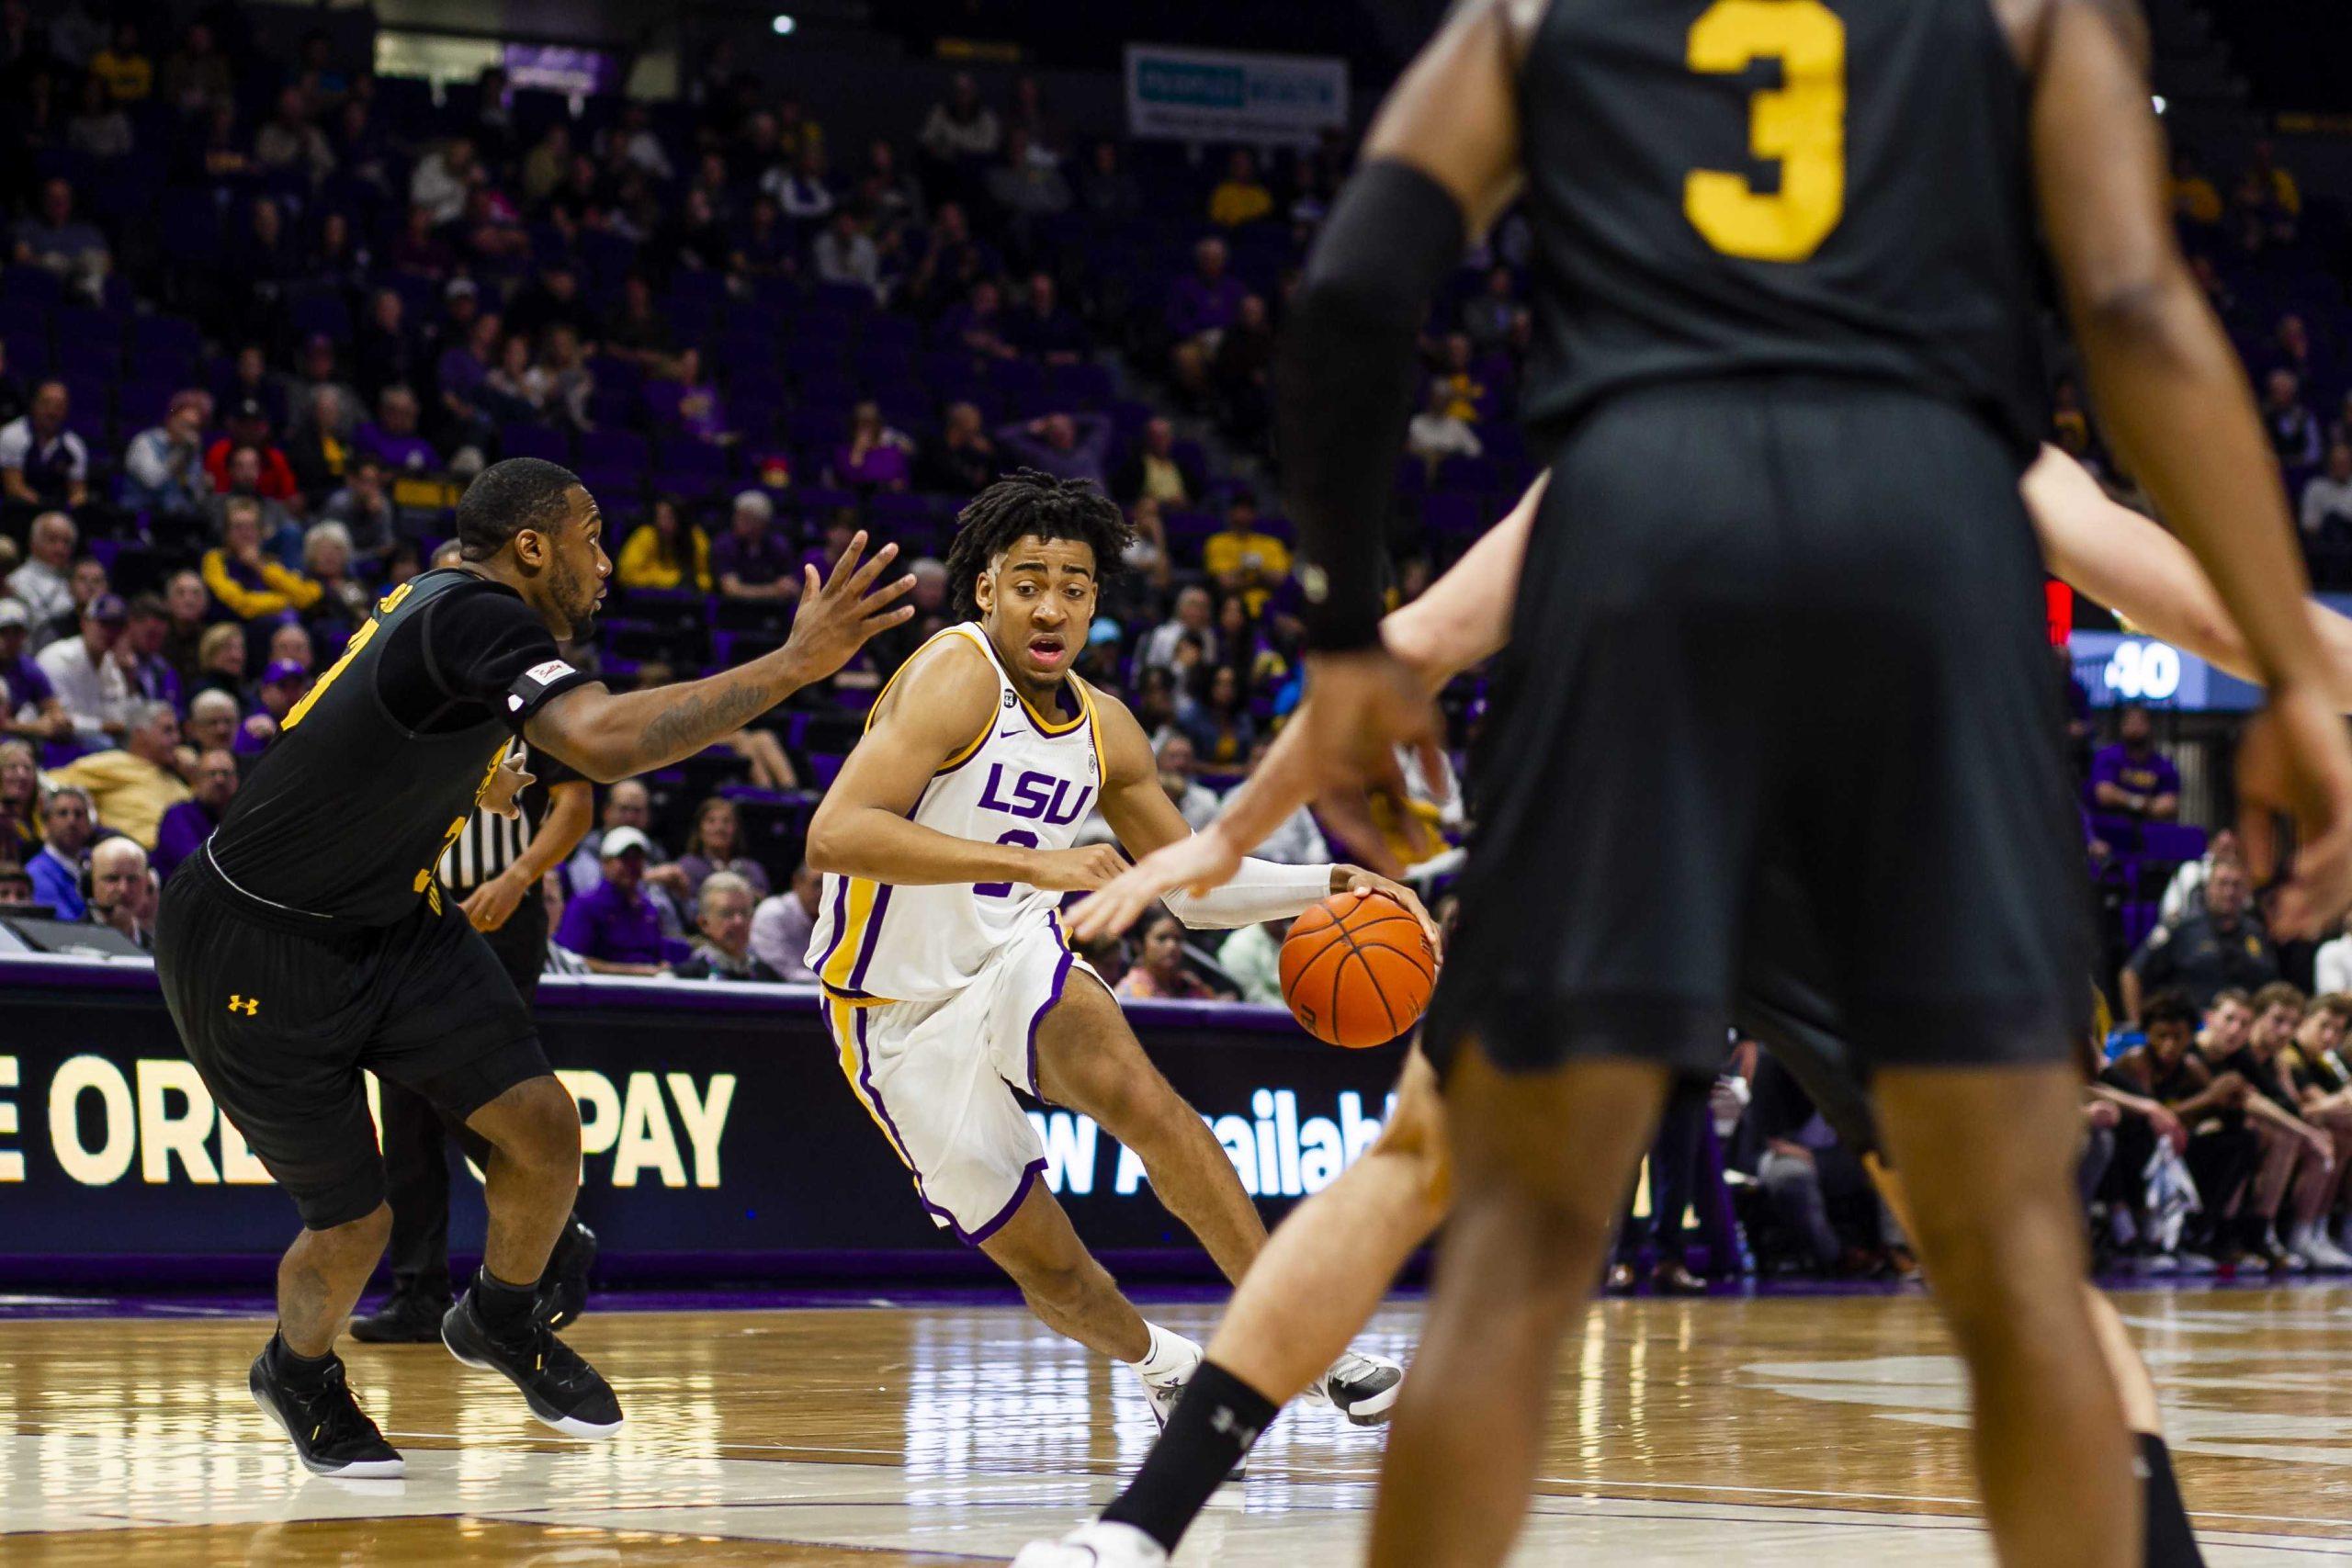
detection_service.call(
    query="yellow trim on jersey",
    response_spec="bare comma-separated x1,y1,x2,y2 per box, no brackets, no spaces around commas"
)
826,997,915,1174
953,617,1089,737
820,875,883,991
1076,678,1108,784
864,623,994,772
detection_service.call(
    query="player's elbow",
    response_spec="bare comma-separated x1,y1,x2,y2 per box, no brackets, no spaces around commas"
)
804,805,854,876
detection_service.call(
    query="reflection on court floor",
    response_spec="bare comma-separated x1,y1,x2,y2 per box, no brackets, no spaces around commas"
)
4,1289,2349,1563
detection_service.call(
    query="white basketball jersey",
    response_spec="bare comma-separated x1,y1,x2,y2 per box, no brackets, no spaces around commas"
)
807,623,1104,1003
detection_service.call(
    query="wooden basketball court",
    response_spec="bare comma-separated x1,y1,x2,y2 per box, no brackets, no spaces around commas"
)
4,1286,2349,1563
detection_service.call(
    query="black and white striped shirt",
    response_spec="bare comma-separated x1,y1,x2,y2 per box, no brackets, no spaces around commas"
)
440,742,578,894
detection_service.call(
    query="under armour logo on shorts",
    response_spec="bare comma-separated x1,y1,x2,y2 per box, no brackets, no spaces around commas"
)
227,995,259,1016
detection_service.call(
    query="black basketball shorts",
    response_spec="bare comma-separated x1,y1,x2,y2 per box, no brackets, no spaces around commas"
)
154,850,552,1229
1423,378,2092,1079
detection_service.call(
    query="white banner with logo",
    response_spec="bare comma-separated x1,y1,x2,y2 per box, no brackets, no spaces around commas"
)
1125,43,1349,146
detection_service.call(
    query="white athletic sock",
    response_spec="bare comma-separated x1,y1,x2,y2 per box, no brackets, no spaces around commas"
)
1128,1322,1202,1382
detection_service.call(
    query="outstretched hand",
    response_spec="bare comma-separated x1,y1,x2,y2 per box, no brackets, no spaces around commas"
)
1065,825,1246,943
782,531,917,682
2238,680,2352,939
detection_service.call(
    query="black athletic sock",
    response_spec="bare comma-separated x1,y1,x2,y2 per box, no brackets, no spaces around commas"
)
2138,1432,2205,1567
1102,1360,1277,1553
268,1330,336,1385
472,1267,537,1333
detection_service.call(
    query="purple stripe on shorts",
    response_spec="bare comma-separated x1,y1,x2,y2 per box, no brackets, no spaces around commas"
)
960,1158,1046,1247
852,1004,976,1243
847,884,894,991
1025,921,1077,1100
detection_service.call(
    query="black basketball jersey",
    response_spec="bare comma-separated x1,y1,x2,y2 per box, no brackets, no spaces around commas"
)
1514,0,2045,457
208,569,594,925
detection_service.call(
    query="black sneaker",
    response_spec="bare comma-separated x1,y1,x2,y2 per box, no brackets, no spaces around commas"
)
442,1291,624,1438
349,1285,455,1345
535,1216,598,1331
248,1339,405,1478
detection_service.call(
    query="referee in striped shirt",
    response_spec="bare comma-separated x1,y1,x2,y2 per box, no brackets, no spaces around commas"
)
350,741,597,1343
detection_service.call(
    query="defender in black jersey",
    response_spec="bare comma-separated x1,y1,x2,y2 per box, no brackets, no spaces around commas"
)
1260,1,2352,1562
153,457,913,1478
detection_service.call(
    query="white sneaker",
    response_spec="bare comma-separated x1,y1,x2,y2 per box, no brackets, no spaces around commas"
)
2298,1226,2352,1270
1134,1348,1202,1431
1304,1349,1404,1427
1012,1521,1170,1568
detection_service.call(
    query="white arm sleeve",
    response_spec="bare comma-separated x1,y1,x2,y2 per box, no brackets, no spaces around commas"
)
1161,857,1332,931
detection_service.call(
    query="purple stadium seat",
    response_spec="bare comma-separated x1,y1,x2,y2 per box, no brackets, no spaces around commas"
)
500,423,571,465
1048,361,1114,409
2,265,62,306
1423,491,1487,537
5,333,51,377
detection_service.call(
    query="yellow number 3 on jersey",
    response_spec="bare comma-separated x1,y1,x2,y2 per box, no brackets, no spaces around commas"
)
1684,0,1848,264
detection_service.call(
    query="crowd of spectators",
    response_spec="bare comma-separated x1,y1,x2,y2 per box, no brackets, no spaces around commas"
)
4,6,2352,1283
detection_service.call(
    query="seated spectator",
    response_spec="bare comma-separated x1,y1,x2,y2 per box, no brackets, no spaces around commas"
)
36,592,129,750
1431,333,1487,422
832,401,913,491
1208,149,1274,228
153,745,237,882
555,825,690,976
2088,704,2179,823
356,385,442,474
202,399,300,503
1154,731,1221,832
203,497,323,624
2124,859,2278,1018
160,20,231,116
190,624,249,704
44,699,188,850
2159,827,2242,928
25,784,94,920
1115,418,1200,510
1203,496,1293,612
209,446,303,561
670,871,784,983
661,347,733,446
266,622,314,677
1080,139,1142,222
984,128,1070,220
90,18,152,102
920,73,1001,170
997,412,1112,490
1180,662,1257,769
116,594,179,712
12,177,109,302
917,400,997,495
410,134,481,227
187,682,274,759
321,457,398,568
566,778,688,908
1216,917,1290,1006
942,278,1020,361
506,259,601,350
1119,497,1173,603
674,796,773,904
2304,444,2352,540
81,834,152,948
5,512,77,642
616,495,713,592
0,383,90,521
1213,294,1276,444
0,600,71,750
1228,739,1330,865
602,275,673,372
768,144,836,222
1004,273,1086,365
2264,368,2323,468
714,491,800,604
120,391,214,530
814,208,883,299
2170,151,2222,226
1114,909,1233,1000
1749,1053,1887,1274
0,858,29,915
537,324,596,432
65,73,131,160
157,570,210,689
1167,237,1246,350
433,312,503,457
301,523,370,642
0,737,37,861
254,84,332,185
481,333,548,428
355,288,427,403
246,660,311,744
749,862,823,982
1139,585,1218,678
1408,381,1485,471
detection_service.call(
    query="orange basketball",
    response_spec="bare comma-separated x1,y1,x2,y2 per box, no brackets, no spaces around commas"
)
1280,889,1438,1048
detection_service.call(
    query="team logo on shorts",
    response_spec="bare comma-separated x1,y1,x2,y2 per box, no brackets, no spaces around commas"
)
226,995,259,1016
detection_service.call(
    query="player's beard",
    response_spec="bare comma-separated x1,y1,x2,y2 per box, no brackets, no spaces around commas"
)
553,556,599,641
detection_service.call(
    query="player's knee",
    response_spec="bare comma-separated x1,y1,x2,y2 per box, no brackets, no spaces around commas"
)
1905,1184,2080,1343
1010,1251,1102,1316
1366,1111,1453,1217
481,1076,582,1173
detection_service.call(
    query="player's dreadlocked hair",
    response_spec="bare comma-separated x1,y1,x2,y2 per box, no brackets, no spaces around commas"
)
455,457,583,560
943,469,1133,619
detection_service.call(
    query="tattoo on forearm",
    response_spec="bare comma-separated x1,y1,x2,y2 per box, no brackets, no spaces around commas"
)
634,672,782,765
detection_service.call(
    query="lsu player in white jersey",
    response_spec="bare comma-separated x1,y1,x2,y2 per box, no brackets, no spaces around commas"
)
805,470,1428,1424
